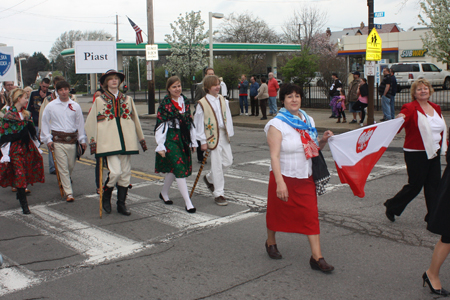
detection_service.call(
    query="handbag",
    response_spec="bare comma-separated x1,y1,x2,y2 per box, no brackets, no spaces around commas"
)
311,150,330,196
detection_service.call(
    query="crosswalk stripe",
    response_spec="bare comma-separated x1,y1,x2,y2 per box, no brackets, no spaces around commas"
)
2,206,148,265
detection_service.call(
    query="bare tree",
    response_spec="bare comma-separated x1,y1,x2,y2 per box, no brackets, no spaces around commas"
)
281,5,327,51
216,12,281,43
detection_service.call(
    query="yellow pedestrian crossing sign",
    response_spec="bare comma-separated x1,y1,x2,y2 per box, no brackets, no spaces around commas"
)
366,28,382,61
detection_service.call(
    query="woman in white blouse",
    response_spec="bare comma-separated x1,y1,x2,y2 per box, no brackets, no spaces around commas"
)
264,83,334,272
154,76,197,213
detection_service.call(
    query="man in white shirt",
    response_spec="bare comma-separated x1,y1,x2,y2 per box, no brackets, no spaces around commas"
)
40,81,87,202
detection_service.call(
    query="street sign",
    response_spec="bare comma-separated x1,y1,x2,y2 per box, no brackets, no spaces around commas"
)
374,24,382,29
146,61,153,80
365,61,376,76
145,44,158,61
374,11,385,18
366,28,382,61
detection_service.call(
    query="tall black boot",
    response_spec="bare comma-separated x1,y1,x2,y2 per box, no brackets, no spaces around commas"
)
17,188,30,214
117,186,131,216
102,186,114,214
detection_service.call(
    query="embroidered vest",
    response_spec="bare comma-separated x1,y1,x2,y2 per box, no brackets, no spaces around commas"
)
198,95,229,150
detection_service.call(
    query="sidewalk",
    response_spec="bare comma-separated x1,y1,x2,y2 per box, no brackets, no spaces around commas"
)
79,101,450,134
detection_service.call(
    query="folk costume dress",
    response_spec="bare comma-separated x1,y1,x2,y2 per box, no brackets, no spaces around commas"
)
154,94,196,178
0,106,44,188
264,108,321,235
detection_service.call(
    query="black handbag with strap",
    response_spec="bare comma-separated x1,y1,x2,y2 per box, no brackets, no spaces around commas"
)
312,150,330,196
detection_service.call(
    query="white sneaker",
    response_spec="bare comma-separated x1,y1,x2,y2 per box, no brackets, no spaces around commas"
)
240,113,243,116
245,113,249,116
360,122,364,127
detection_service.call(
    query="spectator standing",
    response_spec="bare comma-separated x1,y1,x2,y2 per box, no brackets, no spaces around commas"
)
328,73,342,118
347,71,361,123
390,68,397,120
249,76,260,116
352,78,369,126
28,78,51,132
267,72,280,116
379,68,392,121
256,77,269,120
238,74,249,116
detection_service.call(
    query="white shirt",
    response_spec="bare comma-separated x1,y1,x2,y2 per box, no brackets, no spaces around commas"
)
220,81,228,97
194,94,234,145
264,117,315,179
154,96,196,152
40,97,87,144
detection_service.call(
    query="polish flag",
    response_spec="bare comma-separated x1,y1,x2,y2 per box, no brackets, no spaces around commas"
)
328,118,404,198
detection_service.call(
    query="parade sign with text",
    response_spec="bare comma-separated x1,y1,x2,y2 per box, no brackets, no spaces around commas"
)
74,41,117,74
0,47,15,81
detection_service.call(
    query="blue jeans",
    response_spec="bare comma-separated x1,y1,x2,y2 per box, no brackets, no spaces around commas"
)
269,96,277,114
239,96,248,113
390,95,396,119
381,95,392,120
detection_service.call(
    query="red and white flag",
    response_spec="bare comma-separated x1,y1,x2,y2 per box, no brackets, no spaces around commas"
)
328,118,404,198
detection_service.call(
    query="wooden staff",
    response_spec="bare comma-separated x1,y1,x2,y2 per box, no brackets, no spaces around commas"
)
98,157,103,219
190,150,210,198
50,148,64,198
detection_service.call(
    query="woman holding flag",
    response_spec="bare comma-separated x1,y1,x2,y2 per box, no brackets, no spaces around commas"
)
264,83,334,272
383,79,447,223
154,76,197,213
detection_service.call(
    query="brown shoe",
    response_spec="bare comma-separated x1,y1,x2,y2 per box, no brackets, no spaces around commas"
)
66,195,75,202
265,241,282,259
203,176,214,193
309,256,334,272
214,196,228,206
25,189,31,194
11,187,17,192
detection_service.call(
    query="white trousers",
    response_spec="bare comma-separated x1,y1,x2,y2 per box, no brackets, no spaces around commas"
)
54,143,76,196
106,155,132,188
206,128,233,198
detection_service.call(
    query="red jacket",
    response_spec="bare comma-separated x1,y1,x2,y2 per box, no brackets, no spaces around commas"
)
400,100,444,150
268,78,279,97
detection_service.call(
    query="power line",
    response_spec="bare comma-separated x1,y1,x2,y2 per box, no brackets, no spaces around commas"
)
0,0,48,19
0,0,27,13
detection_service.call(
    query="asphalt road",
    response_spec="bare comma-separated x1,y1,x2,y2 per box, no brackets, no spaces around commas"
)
0,118,447,299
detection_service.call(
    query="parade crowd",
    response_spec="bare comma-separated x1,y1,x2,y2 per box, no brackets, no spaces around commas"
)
1,69,450,296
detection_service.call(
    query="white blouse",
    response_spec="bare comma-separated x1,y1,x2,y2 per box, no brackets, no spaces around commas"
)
264,117,316,179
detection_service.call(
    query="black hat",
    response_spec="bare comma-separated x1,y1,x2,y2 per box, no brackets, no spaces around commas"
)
100,69,125,85
352,71,361,76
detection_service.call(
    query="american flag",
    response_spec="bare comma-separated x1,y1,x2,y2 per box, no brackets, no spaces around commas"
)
127,17,143,45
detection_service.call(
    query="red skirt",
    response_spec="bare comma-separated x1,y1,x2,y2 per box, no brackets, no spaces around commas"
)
266,171,320,235
0,141,45,188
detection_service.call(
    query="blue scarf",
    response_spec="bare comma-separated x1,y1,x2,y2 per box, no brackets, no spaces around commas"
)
275,108,319,146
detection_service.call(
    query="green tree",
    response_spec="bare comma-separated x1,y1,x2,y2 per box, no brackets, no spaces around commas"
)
164,11,209,84
281,49,318,87
419,0,450,64
213,57,250,96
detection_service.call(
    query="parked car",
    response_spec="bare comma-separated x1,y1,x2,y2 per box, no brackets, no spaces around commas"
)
308,72,324,86
390,62,450,89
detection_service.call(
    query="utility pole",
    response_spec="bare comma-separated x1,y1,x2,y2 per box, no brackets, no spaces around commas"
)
147,0,156,114
116,14,119,42
367,0,375,125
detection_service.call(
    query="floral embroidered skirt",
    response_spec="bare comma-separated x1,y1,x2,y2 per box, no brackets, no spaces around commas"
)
0,141,45,188
155,128,192,178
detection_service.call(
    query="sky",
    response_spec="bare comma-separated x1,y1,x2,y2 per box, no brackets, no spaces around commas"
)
0,0,424,59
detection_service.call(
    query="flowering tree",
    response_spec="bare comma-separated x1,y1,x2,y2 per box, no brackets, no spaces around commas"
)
419,0,450,64
164,11,209,83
